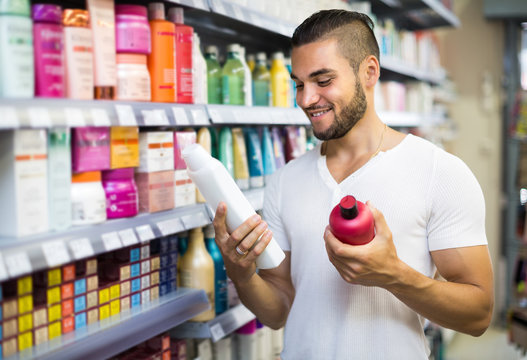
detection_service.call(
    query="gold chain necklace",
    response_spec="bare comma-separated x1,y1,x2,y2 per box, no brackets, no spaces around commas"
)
369,123,388,160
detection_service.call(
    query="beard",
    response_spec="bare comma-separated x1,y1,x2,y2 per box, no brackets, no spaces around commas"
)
310,80,367,141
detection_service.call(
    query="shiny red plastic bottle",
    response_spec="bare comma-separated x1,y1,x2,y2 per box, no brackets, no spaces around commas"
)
329,195,375,245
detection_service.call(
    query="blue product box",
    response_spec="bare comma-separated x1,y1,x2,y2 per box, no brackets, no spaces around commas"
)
74,278,86,295
169,279,177,291
75,312,86,329
131,293,141,308
169,235,179,252
0,305,2,321
74,295,86,313
130,263,140,278
130,248,140,263
160,268,169,283
159,282,169,297
160,254,169,269
169,265,177,280
169,251,178,266
131,278,141,293
160,236,169,254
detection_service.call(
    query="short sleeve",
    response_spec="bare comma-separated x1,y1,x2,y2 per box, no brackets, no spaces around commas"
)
262,169,291,251
426,150,487,251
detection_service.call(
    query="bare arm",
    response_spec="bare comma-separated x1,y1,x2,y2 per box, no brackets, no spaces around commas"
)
213,202,295,329
324,202,493,336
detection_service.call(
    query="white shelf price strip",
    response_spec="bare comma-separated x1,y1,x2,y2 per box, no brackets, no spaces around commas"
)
136,224,155,242
102,231,123,251
119,228,139,247
210,322,226,342
64,108,86,127
4,252,32,278
0,253,9,281
28,107,52,128
115,104,137,126
0,107,19,128
91,108,111,126
42,240,71,267
69,238,95,260
172,107,190,125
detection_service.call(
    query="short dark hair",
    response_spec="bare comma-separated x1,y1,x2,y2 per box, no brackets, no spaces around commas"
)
291,9,380,73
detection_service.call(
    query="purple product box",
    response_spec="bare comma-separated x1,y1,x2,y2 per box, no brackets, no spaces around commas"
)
72,127,110,173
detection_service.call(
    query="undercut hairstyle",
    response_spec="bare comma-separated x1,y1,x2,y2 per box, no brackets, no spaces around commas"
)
291,9,380,73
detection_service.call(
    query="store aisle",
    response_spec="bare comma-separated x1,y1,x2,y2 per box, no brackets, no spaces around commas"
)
444,327,526,360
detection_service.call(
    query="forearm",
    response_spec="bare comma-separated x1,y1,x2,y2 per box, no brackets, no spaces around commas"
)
386,262,493,336
233,271,293,330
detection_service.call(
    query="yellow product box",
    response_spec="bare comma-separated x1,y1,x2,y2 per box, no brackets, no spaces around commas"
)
18,313,33,333
48,321,62,340
110,299,120,316
151,271,160,286
99,288,110,305
47,286,61,305
110,284,120,300
17,276,33,295
48,303,61,323
48,268,62,287
18,331,33,351
18,294,33,314
110,126,139,169
99,304,110,321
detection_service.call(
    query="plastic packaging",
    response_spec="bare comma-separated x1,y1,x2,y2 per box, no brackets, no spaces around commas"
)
252,52,271,106
147,2,176,102
271,127,286,169
168,7,193,103
110,126,139,169
232,128,250,190
196,127,212,203
236,319,258,360
218,127,234,177
193,33,208,104
222,44,245,105
204,224,228,315
32,4,64,97
71,171,107,225
244,128,264,188
329,195,375,245
102,168,139,219
62,9,94,100
0,0,33,98
179,227,215,321
48,128,71,231
116,53,151,101
72,127,110,172
205,45,222,104
182,143,285,269
270,51,290,107
115,4,151,54
238,45,253,106
261,127,276,182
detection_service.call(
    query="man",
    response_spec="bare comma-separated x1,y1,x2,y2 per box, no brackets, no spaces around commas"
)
212,9,493,359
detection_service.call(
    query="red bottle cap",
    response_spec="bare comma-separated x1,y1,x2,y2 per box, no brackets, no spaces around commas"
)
339,195,358,220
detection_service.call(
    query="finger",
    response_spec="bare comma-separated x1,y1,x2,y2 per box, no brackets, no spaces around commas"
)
235,220,269,256
366,201,389,238
244,227,273,262
212,202,230,242
230,213,262,247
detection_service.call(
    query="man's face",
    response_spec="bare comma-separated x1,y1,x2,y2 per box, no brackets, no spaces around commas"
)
291,38,367,140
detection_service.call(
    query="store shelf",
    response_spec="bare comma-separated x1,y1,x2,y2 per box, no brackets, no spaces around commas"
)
208,105,308,125
170,303,255,342
510,308,527,351
381,56,446,85
167,0,210,11
13,288,209,360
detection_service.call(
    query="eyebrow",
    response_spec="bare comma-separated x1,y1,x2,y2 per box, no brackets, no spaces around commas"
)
290,68,335,81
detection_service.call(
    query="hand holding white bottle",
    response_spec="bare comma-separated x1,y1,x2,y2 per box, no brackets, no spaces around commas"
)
182,143,285,269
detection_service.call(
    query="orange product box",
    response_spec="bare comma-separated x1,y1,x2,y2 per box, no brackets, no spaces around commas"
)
62,298,74,317
61,282,74,299
110,126,140,169
62,315,74,334
63,264,76,282
135,170,175,213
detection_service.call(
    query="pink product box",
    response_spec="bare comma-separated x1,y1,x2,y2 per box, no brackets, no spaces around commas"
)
135,170,175,213
173,131,196,170
72,127,111,172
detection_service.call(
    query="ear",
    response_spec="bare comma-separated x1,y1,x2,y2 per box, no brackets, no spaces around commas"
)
361,55,380,89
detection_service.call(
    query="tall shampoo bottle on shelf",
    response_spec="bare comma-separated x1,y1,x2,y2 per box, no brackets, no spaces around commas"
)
0,0,33,98
179,227,215,322
205,45,222,104
182,143,285,269
192,33,208,104
270,51,290,107
168,6,193,103
238,45,253,106
222,44,245,105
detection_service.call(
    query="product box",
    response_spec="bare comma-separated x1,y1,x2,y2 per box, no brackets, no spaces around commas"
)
173,131,196,170
174,169,196,208
48,128,72,231
110,126,140,169
72,127,110,172
135,170,175,213
138,131,174,172
0,130,49,237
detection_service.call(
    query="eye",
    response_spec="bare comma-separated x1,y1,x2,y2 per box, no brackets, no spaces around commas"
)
295,83,304,90
318,79,331,87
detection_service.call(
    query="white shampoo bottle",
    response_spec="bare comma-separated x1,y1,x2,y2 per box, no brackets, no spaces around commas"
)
182,143,285,269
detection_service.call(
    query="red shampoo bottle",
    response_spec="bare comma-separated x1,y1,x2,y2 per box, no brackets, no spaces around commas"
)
329,195,374,245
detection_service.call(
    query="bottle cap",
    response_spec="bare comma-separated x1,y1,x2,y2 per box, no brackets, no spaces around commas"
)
181,143,212,172
236,319,257,335
0,0,30,16
227,44,240,53
148,2,165,20
62,9,89,27
32,4,62,23
167,6,184,24
256,52,267,61
115,4,147,17
102,168,134,181
205,45,218,56
72,171,101,183
203,224,215,239
339,195,358,220
116,53,147,65
272,52,284,60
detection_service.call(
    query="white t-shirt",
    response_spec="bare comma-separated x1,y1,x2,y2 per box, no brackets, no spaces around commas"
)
263,134,487,360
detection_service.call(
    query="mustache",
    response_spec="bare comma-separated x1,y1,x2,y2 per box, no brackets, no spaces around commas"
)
304,105,333,112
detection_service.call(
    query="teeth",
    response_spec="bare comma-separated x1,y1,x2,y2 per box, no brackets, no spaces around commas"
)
312,109,330,117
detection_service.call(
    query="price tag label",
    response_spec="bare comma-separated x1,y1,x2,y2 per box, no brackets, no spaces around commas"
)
102,231,123,251
0,107,19,128
172,107,190,125
5,252,32,278
28,107,52,128
210,323,226,342
191,109,209,125
42,240,71,267
142,109,169,126
208,109,224,123
136,225,155,242
64,107,86,127
231,4,245,21
180,213,208,230
91,108,112,126
119,228,139,247
69,238,95,260
157,218,184,236
115,104,137,126
0,253,9,281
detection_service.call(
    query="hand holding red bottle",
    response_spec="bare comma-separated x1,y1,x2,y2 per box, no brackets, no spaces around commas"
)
329,195,375,245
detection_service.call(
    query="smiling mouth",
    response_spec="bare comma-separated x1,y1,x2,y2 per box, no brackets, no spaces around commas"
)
308,107,332,118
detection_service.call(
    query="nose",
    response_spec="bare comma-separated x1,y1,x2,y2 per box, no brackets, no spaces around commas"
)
296,84,320,109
